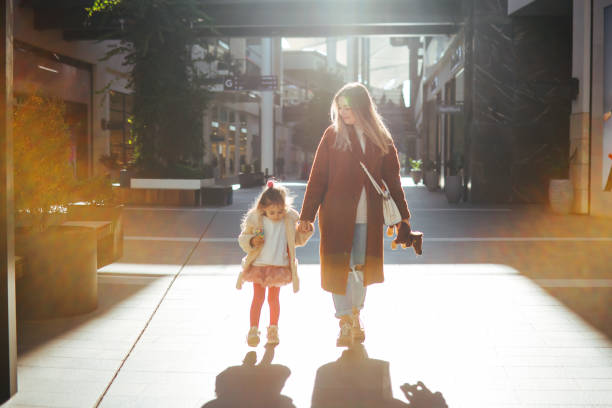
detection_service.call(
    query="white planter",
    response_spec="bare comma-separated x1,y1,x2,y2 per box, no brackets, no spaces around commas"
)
424,171,438,191
410,170,423,185
445,175,463,204
549,179,574,214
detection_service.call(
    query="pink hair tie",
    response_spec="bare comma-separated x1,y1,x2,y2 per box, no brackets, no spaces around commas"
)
267,180,274,188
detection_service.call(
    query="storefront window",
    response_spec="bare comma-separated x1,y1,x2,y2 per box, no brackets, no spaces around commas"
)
109,91,134,167
14,41,92,179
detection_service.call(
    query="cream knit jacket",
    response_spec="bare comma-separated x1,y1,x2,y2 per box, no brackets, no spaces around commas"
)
237,208,313,293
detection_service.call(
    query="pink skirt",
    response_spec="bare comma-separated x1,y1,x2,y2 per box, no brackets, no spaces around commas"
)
242,265,292,287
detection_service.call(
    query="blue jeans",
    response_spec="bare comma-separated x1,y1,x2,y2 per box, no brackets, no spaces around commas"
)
332,223,367,318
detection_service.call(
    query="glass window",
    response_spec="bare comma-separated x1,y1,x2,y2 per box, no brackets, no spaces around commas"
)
109,91,134,167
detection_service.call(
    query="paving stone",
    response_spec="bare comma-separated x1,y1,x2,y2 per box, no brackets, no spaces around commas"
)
5,183,611,407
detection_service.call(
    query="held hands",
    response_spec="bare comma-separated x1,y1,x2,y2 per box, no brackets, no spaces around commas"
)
388,219,423,255
297,221,314,233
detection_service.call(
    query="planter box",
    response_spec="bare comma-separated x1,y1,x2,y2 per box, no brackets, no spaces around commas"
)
130,178,215,189
118,178,216,206
15,225,98,319
238,172,265,188
202,186,233,206
67,204,124,268
549,179,573,214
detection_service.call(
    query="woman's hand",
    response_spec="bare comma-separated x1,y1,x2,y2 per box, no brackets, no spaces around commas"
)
298,221,314,233
395,218,410,229
389,219,412,249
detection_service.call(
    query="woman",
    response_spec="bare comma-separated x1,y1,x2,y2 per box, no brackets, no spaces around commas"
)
298,82,412,347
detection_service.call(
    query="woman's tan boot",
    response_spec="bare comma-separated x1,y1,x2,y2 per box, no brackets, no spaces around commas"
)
336,315,353,347
351,307,365,343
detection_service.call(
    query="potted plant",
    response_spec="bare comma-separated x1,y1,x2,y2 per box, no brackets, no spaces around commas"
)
423,159,439,192
13,94,98,319
548,147,576,214
408,158,423,185
445,154,464,204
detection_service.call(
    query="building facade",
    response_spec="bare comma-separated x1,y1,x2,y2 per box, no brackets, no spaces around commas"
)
14,5,131,180
508,0,612,217
416,0,574,206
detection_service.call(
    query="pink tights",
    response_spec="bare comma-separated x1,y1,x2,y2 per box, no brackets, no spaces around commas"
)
250,283,280,327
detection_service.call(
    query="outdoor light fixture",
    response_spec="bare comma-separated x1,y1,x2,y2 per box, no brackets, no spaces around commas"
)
229,125,236,131
37,65,58,73
211,121,219,128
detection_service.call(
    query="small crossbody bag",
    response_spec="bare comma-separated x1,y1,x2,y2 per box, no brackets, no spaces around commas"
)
359,161,402,226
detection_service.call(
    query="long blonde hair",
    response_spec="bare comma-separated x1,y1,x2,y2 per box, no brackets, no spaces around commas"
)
330,82,393,154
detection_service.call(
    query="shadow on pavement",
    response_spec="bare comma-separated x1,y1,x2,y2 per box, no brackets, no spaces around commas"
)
202,344,295,408
312,344,447,408
17,275,166,355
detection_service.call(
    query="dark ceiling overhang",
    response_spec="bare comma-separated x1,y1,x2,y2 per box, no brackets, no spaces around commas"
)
508,0,572,16
26,0,464,40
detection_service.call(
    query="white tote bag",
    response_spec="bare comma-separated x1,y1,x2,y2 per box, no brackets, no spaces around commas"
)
359,162,402,226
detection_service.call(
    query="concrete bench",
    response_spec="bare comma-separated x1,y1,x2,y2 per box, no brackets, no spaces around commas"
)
16,225,98,318
62,221,113,268
123,178,216,206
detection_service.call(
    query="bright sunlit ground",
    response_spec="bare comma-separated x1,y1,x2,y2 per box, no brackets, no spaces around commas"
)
6,182,612,407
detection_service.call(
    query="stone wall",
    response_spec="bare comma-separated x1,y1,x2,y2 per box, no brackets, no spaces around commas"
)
467,0,572,203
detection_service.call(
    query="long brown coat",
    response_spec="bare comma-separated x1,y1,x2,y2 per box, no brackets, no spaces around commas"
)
300,125,411,294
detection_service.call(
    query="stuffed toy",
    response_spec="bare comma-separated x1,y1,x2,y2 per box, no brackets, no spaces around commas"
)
387,223,423,255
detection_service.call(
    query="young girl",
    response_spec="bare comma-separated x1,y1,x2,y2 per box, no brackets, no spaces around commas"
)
236,181,313,347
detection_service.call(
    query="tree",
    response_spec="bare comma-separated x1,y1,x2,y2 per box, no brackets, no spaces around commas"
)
13,95,77,230
88,0,213,176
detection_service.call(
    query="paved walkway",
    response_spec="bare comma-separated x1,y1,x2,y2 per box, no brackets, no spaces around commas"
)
4,181,612,407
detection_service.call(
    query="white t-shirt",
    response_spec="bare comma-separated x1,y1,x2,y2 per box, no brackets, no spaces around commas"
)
253,216,289,266
355,127,368,224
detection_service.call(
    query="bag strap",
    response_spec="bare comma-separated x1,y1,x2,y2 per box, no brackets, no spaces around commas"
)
359,161,384,196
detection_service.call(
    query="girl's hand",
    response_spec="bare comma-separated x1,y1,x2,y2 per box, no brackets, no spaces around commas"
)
298,221,314,233
250,235,264,248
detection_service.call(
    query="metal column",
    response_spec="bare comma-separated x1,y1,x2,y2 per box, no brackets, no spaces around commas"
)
261,38,274,176
360,37,370,86
0,0,17,402
347,37,359,82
